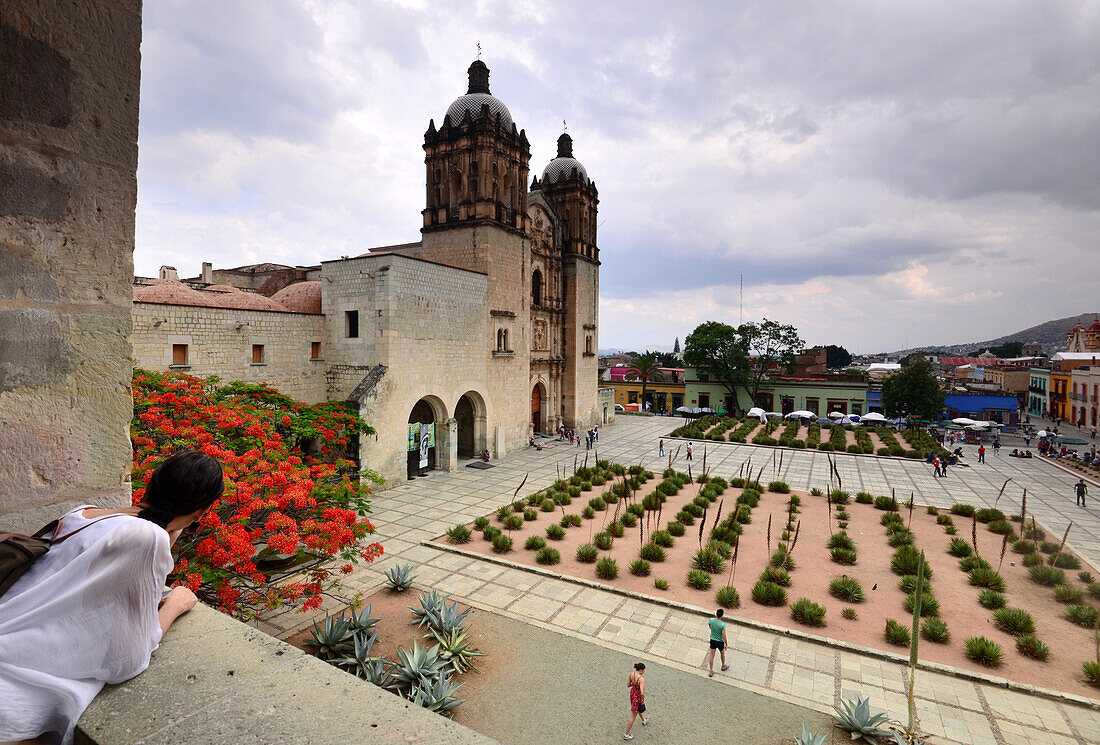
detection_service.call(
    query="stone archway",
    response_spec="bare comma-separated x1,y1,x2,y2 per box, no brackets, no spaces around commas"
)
531,382,546,434
408,396,447,479
455,391,487,459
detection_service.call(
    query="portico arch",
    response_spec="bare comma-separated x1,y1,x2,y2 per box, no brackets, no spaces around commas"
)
531,382,546,434
408,395,447,479
455,390,488,459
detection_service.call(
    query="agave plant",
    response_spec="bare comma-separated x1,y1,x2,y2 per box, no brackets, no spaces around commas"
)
409,589,448,628
430,625,485,675
425,600,472,635
794,722,827,745
390,641,448,691
833,696,892,743
347,603,380,635
384,563,416,591
303,613,354,661
334,630,378,676
408,673,465,715
359,657,397,689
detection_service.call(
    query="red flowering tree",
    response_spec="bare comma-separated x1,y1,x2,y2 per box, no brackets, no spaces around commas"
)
131,369,383,618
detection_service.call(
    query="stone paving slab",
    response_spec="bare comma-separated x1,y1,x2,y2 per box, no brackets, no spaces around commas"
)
259,415,1100,745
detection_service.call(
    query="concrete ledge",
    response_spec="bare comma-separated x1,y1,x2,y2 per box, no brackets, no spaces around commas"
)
429,541,1100,711
77,602,498,745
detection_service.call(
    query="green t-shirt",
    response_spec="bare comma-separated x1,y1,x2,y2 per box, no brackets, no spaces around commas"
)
709,616,725,642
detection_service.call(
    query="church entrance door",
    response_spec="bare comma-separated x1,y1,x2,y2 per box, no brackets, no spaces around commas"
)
531,383,544,434
408,397,443,479
456,395,475,458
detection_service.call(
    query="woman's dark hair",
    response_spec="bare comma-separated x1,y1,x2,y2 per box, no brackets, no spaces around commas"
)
137,450,224,528
633,663,645,671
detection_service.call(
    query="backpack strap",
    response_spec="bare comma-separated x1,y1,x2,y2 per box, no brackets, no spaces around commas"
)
47,513,129,544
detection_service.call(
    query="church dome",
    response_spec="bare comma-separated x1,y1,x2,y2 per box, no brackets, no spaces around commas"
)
270,280,322,314
541,134,590,185
443,61,513,129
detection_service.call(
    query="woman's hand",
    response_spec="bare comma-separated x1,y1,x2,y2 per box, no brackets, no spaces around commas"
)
158,586,198,636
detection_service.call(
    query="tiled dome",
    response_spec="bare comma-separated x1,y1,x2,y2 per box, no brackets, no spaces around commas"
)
270,281,322,314
443,60,514,129
134,279,291,312
541,133,590,185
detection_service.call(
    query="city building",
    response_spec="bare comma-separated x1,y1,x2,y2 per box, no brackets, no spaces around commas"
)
684,369,870,416
1027,368,1050,418
1069,366,1100,428
132,60,605,486
604,367,685,413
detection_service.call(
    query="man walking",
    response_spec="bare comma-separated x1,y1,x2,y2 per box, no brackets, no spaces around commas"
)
706,609,730,678
1075,478,1088,508
978,444,985,463
932,456,941,478
659,439,665,457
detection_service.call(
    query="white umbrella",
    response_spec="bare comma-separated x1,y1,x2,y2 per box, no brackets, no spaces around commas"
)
837,417,854,425
1036,430,1049,437
786,410,815,419
862,412,887,422
967,424,987,431
746,407,766,417
952,417,977,425
828,411,846,419
765,411,784,418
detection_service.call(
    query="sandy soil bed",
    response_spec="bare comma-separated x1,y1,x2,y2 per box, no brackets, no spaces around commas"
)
439,477,1100,699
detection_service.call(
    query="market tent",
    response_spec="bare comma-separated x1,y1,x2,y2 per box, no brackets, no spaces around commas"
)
765,411,784,418
828,411,846,419
861,412,887,422
786,410,815,419
952,417,978,425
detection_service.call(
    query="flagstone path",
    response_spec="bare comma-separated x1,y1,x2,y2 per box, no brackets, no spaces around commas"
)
257,416,1100,745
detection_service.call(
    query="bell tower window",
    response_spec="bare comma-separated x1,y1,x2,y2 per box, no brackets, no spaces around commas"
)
531,270,542,306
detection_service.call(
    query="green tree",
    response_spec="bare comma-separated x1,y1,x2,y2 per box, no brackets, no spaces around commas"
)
882,356,945,421
825,344,852,369
979,341,1023,358
624,351,665,412
649,350,680,367
683,319,804,411
673,337,681,354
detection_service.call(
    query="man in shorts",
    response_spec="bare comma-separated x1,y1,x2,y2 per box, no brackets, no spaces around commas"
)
706,608,730,677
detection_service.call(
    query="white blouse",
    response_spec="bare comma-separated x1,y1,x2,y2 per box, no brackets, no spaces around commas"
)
0,506,173,745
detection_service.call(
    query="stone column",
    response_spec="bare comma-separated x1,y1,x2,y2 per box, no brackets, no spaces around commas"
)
442,417,458,471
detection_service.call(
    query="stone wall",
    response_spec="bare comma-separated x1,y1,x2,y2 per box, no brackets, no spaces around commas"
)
598,387,616,424
131,302,327,403
0,0,141,531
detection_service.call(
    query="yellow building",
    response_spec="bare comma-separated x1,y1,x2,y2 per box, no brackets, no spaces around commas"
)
605,367,685,413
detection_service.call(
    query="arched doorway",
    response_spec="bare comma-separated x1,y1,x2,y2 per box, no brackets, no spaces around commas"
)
455,391,487,459
603,405,608,424
408,397,445,479
531,383,545,434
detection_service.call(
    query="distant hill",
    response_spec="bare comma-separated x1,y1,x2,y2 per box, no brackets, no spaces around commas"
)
885,312,1100,357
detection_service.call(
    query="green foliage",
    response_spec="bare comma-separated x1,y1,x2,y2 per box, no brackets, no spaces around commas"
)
887,528,915,548
1064,604,1099,627
791,598,827,627
842,607,858,620
751,580,788,606
715,585,740,609
1022,553,1044,567
898,575,931,595
831,547,858,565
968,568,1006,592
523,507,538,522
950,504,976,517
1054,584,1084,604
524,535,546,551
770,550,795,571
947,538,973,557
639,543,666,562
582,506,596,519
959,555,990,572
491,533,513,553
1028,565,1065,586
964,636,1004,667
445,524,472,544
1049,553,1081,569
652,529,674,548
503,514,524,530
629,558,651,576
854,493,874,504
904,593,940,617
535,546,561,565
891,545,932,578
607,521,625,538
874,495,899,512
992,607,1035,635
1014,634,1050,661
667,520,686,537
595,557,618,580
1039,541,1060,554
545,523,566,540
653,578,669,590
881,356,945,421
593,532,613,550
829,576,865,603
384,564,416,592
683,320,804,410
1083,661,1100,687
936,514,953,526
576,543,599,563
1088,582,1100,601
832,697,892,743
975,508,1005,524
921,617,950,643
827,532,856,550
759,566,792,587
977,589,1007,609
1012,540,1036,554
987,520,1015,537
884,619,910,646
686,568,713,590
692,548,725,573
768,480,791,493
830,490,851,505
472,516,490,531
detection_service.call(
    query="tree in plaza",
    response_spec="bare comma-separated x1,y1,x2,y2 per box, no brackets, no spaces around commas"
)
683,319,804,411
881,356,945,421
624,351,665,412
673,336,681,354
649,350,681,367
825,344,852,369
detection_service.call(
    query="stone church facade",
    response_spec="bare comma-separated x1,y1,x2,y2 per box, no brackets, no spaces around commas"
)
132,61,606,487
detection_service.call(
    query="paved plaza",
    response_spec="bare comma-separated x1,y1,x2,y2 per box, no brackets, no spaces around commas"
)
259,416,1100,745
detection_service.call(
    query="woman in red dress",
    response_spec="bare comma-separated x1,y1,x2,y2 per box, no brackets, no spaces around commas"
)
623,662,647,740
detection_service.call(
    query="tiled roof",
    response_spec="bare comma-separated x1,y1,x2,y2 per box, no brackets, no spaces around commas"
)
270,281,322,314
134,279,296,312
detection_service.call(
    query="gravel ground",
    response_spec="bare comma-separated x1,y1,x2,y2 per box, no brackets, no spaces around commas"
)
455,610,837,745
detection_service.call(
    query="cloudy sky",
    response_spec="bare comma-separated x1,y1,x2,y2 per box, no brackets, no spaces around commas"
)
136,0,1100,354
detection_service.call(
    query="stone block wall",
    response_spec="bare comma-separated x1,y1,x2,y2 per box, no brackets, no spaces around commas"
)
563,256,600,428
131,302,327,403
0,0,141,531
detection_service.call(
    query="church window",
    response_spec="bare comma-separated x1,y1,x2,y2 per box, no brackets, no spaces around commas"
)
171,344,188,367
503,329,509,350
251,344,265,364
532,270,542,306
310,341,321,360
469,161,479,197
345,310,359,338
585,335,592,354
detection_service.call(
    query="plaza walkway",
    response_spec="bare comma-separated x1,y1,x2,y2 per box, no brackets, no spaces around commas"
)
258,416,1100,745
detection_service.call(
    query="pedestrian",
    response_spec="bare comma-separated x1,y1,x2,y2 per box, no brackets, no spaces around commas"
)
932,457,941,478
1024,433,1031,447
993,439,1001,456
594,425,599,442
978,445,985,463
686,442,693,461
659,439,664,457
706,608,730,678
623,662,648,740
1075,478,1088,508
1092,425,1097,440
